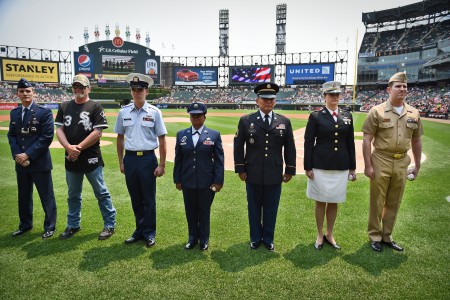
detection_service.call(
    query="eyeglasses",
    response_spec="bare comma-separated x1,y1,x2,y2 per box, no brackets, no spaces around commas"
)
72,85,86,90
131,87,145,92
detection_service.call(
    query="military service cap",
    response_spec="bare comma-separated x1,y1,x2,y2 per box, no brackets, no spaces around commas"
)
187,102,207,114
322,81,342,94
254,83,279,99
126,73,153,88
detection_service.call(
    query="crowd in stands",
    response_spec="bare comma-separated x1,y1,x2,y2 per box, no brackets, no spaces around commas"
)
360,19,450,53
1,81,448,116
152,86,355,104
359,86,449,114
0,83,71,103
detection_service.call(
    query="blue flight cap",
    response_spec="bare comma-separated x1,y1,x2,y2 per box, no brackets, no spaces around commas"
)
17,78,33,89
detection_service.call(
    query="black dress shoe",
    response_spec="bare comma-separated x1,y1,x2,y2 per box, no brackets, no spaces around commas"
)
382,240,404,252
59,227,80,239
323,235,341,250
145,238,155,248
249,242,260,249
314,243,323,250
264,243,275,252
12,228,32,236
125,236,142,244
184,242,197,250
200,243,208,251
42,230,54,239
371,241,383,252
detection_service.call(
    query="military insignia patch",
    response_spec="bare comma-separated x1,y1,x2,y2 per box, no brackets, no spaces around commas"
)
249,138,254,144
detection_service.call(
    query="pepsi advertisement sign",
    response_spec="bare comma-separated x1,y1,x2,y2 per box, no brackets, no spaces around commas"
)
74,52,94,77
285,63,335,84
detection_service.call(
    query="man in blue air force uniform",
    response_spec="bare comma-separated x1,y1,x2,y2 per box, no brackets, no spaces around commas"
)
7,78,57,239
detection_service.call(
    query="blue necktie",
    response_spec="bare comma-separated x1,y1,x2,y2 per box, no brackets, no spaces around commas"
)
22,107,29,123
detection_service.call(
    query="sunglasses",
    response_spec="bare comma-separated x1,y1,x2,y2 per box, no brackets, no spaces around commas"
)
72,85,86,90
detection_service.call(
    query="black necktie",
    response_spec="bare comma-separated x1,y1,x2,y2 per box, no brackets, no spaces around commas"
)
264,114,270,127
192,131,200,135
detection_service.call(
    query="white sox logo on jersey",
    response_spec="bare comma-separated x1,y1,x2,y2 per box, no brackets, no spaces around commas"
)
78,112,92,131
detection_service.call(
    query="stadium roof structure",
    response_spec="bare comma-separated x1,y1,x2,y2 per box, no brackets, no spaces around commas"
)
362,0,450,25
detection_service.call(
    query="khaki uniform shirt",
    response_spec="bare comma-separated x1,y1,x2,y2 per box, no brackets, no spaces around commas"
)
362,100,423,153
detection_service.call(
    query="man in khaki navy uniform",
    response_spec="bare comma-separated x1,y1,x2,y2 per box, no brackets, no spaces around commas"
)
234,82,296,251
362,72,423,252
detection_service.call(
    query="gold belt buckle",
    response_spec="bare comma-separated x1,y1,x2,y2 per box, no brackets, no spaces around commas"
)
137,151,143,156
393,153,403,159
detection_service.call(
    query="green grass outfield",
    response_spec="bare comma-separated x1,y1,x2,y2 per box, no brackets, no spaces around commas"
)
0,109,449,299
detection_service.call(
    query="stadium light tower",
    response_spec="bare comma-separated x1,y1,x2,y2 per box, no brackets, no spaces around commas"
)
276,4,286,54
219,9,229,57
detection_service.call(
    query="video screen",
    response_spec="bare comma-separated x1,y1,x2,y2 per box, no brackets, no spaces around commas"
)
174,67,218,86
101,55,135,74
229,66,273,84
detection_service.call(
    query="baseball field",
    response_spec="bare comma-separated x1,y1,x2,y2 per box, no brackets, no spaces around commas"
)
0,109,449,299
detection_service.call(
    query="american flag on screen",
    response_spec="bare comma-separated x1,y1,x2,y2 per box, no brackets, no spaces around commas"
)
232,67,271,83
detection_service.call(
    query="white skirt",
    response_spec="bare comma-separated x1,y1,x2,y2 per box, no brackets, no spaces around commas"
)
306,168,348,203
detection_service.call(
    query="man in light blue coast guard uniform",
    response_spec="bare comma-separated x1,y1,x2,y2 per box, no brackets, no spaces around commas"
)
114,73,167,248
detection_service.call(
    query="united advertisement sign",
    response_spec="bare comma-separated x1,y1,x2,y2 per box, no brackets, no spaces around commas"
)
285,63,335,84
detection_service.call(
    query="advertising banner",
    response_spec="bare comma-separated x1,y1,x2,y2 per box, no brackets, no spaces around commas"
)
174,67,218,86
229,66,273,85
74,52,94,77
285,63,334,84
1,58,59,83
0,103,19,110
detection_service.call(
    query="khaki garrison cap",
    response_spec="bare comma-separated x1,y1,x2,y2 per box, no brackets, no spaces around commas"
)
389,72,408,83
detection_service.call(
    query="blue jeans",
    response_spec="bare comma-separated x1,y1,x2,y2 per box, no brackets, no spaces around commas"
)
65,166,116,229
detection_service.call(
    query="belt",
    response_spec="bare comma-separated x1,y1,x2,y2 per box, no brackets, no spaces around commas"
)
374,149,406,159
125,150,155,156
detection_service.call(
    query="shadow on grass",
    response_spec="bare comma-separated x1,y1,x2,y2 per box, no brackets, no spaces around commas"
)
210,242,280,272
341,242,408,276
0,231,43,249
284,243,342,269
79,243,146,272
21,233,99,258
149,243,207,270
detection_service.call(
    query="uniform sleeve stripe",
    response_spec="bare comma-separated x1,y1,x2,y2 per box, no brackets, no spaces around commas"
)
93,124,108,128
